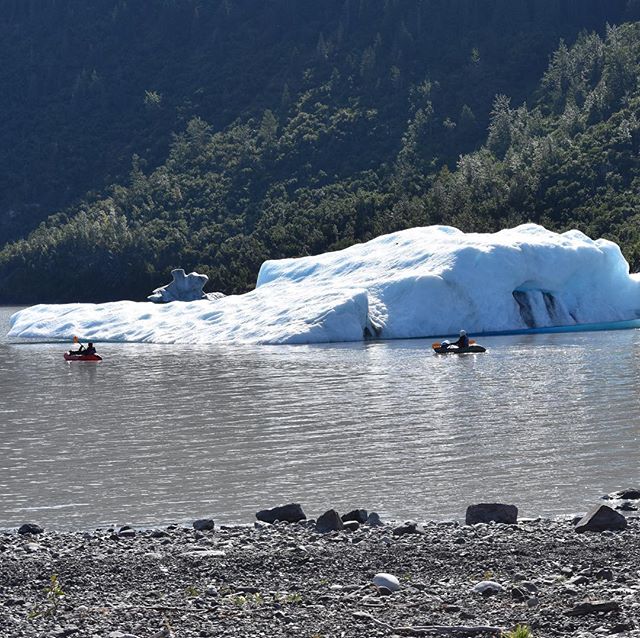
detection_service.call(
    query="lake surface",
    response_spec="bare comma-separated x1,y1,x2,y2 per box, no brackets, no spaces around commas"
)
0,305,638,530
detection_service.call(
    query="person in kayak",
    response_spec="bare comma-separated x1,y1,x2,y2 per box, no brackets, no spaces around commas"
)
451,330,470,349
84,342,97,356
71,342,97,356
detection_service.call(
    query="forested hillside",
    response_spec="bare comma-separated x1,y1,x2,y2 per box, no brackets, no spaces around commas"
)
1,0,639,302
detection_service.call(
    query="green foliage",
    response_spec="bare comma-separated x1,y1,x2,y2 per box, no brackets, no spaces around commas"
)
0,2,639,303
28,574,65,619
503,625,533,638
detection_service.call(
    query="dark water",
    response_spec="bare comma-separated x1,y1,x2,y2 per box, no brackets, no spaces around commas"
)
0,306,638,530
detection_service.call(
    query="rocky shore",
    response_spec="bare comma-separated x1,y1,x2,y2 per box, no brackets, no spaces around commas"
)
1,500,639,638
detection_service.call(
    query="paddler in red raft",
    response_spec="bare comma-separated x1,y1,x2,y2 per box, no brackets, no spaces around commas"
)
68,336,97,357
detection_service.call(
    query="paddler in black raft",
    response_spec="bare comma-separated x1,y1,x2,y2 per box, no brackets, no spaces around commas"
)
450,329,470,349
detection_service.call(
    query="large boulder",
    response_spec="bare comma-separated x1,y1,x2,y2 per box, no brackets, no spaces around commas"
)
148,269,225,303
193,518,215,531
255,503,306,524
575,505,627,533
342,509,368,524
316,509,344,533
18,523,44,535
466,503,518,525
603,488,640,500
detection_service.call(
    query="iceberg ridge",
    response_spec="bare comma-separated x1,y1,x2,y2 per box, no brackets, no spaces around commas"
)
9,224,640,344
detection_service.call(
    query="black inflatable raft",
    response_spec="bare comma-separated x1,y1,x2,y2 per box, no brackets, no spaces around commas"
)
433,344,486,354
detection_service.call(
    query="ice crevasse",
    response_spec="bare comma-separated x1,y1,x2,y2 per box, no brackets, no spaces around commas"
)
9,224,640,344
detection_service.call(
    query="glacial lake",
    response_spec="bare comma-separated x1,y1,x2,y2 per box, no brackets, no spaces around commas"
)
0,305,638,530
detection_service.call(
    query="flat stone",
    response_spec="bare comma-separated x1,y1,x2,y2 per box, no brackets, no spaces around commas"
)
565,600,621,616
569,575,590,585
151,530,170,538
192,518,215,531
575,505,627,533
17,523,44,535
372,573,401,592
393,521,424,535
342,520,360,532
604,488,640,500
256,503,306,524
341,509,368,524
472,580,505,596
316,509,344,533
466,503,518,525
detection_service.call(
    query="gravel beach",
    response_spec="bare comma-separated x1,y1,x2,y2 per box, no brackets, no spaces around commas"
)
1,506,639,638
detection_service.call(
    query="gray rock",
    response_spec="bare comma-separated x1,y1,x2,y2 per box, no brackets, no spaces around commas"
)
511,586,527,601
393,521,424,535
575,505,627,533
565,600,621,616
372,573,401,592
341,509,368,524
192,518,215,531
365,512,383,527
256,503,306,524
603,488,640,500
205,585,219,597
595,568,614,581
316,509,344,533
150,530,169,538
569,575,590,585
465,503,518,525
17,523,43,535
342,520,360,532
472,580,505,596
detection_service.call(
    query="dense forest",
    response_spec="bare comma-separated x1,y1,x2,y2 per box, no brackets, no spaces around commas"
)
1,0,640,302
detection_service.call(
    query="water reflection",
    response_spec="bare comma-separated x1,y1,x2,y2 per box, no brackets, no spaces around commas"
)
0,307,639,529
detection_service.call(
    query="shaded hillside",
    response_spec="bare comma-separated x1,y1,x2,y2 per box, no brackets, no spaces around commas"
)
0,0,632,242
1,2,640,302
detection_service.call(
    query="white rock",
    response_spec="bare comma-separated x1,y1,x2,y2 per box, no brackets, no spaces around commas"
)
472,580,505,594
372,573,401,592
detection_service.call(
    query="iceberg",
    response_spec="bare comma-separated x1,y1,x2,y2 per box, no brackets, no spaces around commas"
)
147,268,211,303
8,224,640,344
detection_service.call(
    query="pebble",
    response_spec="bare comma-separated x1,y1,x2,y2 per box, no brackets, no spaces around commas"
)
0,506,637,638
372,573,401,592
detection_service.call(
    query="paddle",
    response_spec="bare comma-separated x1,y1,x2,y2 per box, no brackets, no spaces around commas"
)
432,339,476,349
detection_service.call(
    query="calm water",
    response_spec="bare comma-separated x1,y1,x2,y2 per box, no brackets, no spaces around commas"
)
0,306,638,530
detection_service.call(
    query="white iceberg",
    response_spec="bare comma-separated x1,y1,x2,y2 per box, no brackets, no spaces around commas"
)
8,224,640,344
147,268,211,303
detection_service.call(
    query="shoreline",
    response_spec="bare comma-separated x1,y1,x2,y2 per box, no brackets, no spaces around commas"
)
2,503,639,638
